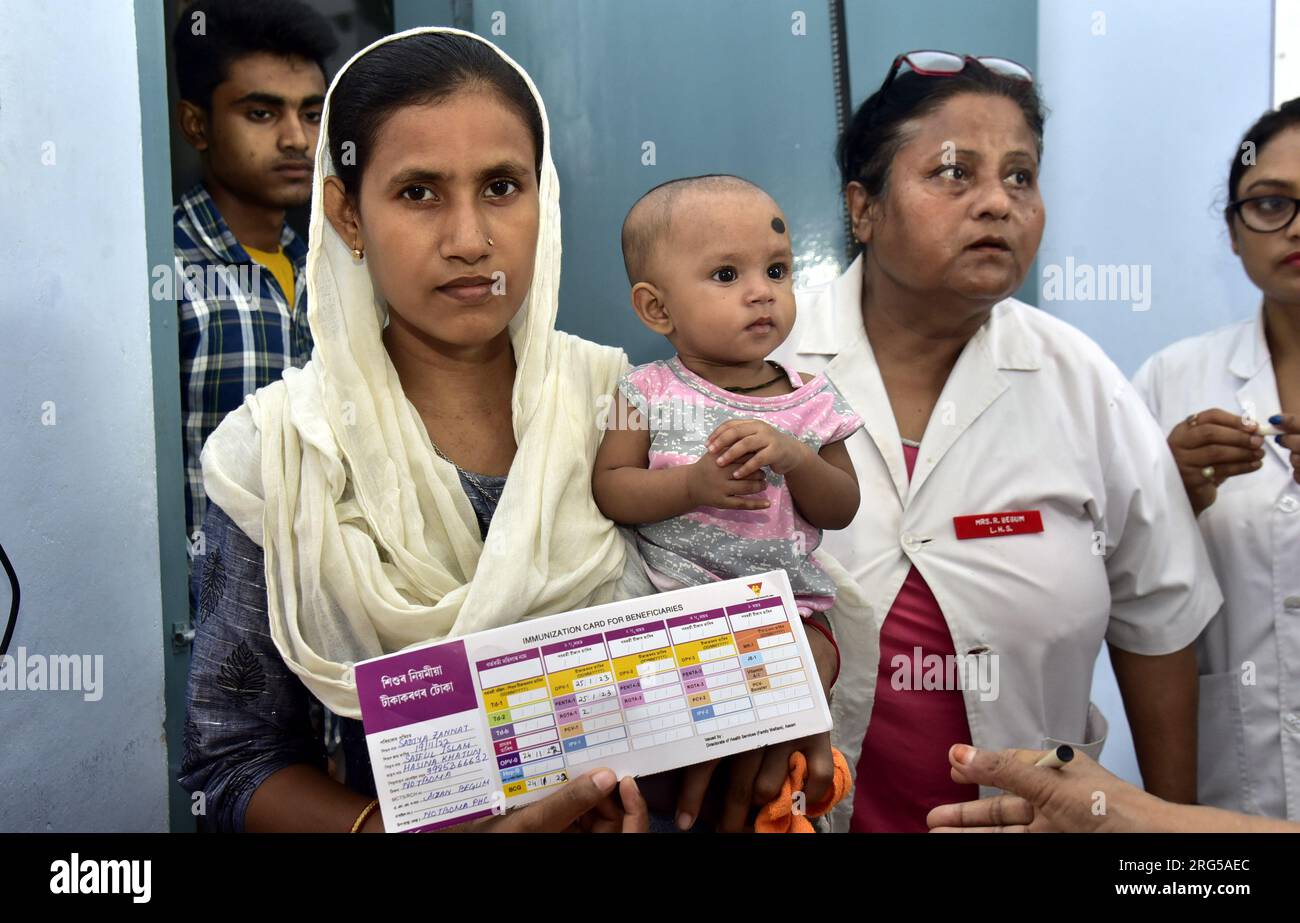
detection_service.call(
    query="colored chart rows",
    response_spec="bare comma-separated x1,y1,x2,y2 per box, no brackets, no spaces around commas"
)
473,597,817,800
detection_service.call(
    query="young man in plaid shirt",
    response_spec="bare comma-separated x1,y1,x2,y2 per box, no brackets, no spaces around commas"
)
172,0,337,574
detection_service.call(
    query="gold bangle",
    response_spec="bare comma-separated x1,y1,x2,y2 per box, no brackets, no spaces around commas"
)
350,798,380,833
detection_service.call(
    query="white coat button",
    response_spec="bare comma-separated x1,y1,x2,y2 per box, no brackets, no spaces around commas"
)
901,532,921,554
1280,496,1299,514
1286,596,1300,611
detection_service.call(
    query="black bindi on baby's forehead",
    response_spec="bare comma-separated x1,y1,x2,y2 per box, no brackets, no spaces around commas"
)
771,216,786,234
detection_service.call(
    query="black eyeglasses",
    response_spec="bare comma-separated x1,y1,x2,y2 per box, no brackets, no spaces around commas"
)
881,50,1034,92
1228,195,1300,233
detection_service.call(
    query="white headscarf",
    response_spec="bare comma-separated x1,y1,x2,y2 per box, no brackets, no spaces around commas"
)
201,27,637,718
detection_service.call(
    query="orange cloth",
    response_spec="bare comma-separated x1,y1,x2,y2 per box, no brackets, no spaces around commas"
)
754,747,852,833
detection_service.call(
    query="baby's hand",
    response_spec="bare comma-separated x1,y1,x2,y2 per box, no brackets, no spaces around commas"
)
686,449,770,511
707,420,812,479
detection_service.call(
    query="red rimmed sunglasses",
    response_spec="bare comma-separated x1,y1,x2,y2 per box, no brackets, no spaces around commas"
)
881,50,1034,91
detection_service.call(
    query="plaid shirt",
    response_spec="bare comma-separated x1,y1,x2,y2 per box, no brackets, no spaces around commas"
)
175,183,312,543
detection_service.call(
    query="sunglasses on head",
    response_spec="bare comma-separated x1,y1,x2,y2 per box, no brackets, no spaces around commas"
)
881,50,1034,92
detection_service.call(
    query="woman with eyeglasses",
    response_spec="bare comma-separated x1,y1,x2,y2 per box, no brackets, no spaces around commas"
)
1131,98,1300,821
769,51,1221,832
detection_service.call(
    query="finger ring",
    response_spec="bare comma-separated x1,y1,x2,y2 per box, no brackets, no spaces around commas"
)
1187,413,1199,427
1201,465,1215,482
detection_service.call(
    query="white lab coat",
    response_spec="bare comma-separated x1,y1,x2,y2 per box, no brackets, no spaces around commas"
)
772,256,1223,831
1132,311,1300,820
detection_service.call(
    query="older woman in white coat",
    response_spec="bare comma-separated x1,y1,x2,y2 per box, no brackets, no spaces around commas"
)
771,51,1221,832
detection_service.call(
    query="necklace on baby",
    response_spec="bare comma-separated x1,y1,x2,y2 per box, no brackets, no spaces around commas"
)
724,360,787,394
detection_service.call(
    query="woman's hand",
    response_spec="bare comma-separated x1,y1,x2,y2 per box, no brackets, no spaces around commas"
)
925,744,1163,833
1166,408,1266,515
1273,413,1300,484
927,743,1300,834
444,770,648,833
707,420,813,479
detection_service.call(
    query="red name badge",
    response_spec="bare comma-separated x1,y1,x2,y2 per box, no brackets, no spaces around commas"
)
953,510,1044,540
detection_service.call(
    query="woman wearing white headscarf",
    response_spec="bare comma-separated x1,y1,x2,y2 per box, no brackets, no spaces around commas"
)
181,26,858,834
180,26,652,832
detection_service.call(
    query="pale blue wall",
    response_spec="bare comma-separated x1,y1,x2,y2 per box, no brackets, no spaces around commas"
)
0,1,173,830
1037,0,1273,376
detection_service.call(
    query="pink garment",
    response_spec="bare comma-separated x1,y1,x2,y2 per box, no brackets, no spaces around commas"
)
849,442,977,832
619,356,863,612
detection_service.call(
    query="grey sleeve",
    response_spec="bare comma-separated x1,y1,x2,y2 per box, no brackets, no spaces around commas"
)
177,502,326,832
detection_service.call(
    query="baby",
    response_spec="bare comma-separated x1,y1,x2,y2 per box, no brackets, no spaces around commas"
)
593,174,863,617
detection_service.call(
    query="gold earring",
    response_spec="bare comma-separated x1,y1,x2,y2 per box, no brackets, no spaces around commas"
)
352,244,364,261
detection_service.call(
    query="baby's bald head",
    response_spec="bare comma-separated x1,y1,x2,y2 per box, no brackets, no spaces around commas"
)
621,174,773,285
